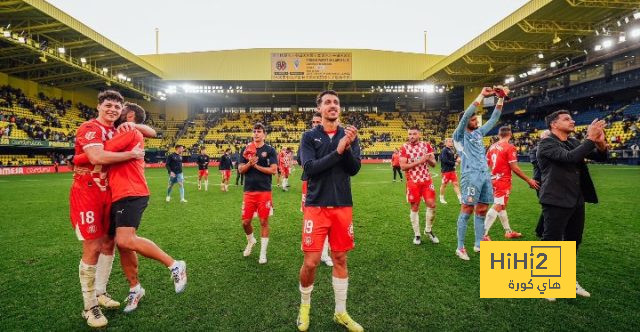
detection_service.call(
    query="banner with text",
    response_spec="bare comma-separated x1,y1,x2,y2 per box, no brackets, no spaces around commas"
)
271,52,352,81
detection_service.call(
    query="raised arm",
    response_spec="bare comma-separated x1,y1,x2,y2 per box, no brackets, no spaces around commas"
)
454,87,494,139
84,144,143,166
136,124,156,138
453,101,479,142
538,138,597,164
74,131,140,164
479,97,504,136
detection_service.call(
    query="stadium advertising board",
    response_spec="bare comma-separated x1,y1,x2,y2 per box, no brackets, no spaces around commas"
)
0,165,72,176
0,139,74,148
271,52,352,81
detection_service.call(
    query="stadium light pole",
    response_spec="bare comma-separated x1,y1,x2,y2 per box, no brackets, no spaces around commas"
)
424,30,428,54
155,27,159,54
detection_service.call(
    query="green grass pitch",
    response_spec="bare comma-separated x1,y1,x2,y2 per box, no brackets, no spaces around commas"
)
1,164,638,331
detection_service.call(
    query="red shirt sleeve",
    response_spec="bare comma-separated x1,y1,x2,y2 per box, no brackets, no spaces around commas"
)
426,143,434,154
76,123,103,150
399,146,408,159
104,130,140,152
73,153,89,165
506,144,518,163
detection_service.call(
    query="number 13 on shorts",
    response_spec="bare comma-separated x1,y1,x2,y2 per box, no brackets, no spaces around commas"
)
467,186,476,196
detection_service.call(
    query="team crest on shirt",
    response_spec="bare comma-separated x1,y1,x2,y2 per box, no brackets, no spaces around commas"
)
261,151,267,158
88,225,97,234
84,131,96,140
304,236,313,246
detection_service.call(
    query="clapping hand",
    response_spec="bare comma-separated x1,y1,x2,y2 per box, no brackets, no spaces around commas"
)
338,125,358,155
586,118,606,142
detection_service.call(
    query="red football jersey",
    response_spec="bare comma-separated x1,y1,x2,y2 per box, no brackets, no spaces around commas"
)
487,140,517,181
278,151,290,169
73,119,115,191
105,130,149,202
400,141,434,184
391,152,400,167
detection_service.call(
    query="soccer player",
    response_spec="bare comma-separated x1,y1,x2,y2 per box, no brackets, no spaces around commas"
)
279,147,292,191
297,90,363,332
73,105,157,318
452,86,507,261
439,138,461,204
69,90,144,327
196,146,210,191
238,123,277,264
276,148,283,188
74,103,188,313
532,130,551,238
234,149,244,186
483,126,540,240
399,127,438,245
299,112,332,266
286,147,295,173
166,145,187,203
278,147,289,191
391,148,403,182
219,148,232,192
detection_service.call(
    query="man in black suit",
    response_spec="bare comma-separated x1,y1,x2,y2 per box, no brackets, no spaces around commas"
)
537,110,608,300
532,130,550,238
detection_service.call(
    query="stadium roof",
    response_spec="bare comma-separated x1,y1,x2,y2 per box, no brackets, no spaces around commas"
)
424,0,640,85
0,0,162,99
1,0,639,98
140,49,444,81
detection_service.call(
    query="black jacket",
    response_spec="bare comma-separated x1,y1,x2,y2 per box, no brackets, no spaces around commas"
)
536,134,607,208
218,154,232,170
529,146,541,182
440,146,456,173
165,153,183,174
299,125,361,206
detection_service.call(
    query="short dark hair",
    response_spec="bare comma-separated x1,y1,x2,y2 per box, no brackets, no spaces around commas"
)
200,146,206,151
498,126,512,138
175,144,185,149
98,90,124,105
315,90,339,107
253,122,266,132
312,111,322,118
545,110,570,129
123,102,146,124
225,148,231,153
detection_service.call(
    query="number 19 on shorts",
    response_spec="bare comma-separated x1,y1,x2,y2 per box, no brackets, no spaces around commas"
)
304,219,314,234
